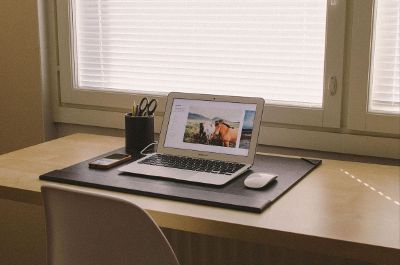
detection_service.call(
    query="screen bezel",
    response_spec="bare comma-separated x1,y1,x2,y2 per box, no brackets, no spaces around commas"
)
157,92,265,164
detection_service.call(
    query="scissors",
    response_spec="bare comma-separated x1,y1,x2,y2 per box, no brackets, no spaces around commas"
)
137,97,158,116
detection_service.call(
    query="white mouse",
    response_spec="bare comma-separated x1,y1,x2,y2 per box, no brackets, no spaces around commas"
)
244,173,278,189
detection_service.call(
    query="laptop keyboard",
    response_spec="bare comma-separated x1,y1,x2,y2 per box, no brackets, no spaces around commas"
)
138,154,245,175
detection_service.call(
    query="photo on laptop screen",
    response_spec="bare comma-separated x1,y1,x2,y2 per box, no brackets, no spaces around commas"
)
164,99,257,156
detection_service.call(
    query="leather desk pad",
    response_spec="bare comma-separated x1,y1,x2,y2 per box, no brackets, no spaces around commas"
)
40,148,321,213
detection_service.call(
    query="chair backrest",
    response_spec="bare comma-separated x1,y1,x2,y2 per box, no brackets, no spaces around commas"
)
41,185,180,265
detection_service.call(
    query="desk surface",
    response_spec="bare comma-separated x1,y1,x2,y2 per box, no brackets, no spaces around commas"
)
0,133,399,264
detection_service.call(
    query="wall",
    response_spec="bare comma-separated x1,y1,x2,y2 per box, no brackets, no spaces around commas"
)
0,0,51,155
0,198,46,265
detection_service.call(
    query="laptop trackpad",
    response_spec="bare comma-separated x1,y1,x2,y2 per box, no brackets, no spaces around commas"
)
191,172,231,185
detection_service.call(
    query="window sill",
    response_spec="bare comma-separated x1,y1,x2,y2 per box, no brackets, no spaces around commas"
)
53,105,400,159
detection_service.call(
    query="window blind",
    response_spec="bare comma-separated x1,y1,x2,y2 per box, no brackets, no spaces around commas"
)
73,0,327,107
369,0,400,114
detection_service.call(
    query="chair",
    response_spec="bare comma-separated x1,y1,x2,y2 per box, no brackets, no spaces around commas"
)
41,185,180,265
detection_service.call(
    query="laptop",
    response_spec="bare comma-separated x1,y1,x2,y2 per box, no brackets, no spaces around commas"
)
119,92,264,186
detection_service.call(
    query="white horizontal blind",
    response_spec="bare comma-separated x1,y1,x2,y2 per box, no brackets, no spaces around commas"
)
369,0,400,114
73,0,327,107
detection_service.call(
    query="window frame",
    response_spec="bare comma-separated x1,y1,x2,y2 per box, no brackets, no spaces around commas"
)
347,0,400,134
56,0,346,128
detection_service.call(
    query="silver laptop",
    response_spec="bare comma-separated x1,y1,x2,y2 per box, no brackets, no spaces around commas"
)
119,92,264,186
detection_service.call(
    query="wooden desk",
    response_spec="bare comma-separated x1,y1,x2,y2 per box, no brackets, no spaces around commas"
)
0,134,399,265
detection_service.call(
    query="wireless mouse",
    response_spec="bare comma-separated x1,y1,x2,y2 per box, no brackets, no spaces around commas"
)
244,173,278,189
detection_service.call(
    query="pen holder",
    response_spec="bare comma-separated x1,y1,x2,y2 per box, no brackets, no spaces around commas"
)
125,113,154,155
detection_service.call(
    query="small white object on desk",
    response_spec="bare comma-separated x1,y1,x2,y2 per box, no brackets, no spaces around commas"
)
244,173,278,189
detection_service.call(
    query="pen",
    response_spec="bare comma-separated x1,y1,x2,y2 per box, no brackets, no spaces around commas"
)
135,105,139,116
132,101,136,116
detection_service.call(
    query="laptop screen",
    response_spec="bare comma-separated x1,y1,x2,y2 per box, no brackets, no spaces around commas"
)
164,98,257,157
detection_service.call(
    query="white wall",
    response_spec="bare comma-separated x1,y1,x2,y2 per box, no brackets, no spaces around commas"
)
0,0,54,155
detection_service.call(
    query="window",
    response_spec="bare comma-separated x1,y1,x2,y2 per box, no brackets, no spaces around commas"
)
52,0,399,157
369,0,400,115
57,0,346,128
348,0,399,134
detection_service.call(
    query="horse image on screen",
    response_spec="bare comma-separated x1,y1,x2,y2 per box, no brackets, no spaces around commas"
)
183,107,255,149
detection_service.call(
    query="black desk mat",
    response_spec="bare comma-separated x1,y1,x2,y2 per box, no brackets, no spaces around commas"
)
39,148,321,213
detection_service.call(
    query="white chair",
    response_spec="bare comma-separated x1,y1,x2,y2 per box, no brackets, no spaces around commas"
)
41,185,180,265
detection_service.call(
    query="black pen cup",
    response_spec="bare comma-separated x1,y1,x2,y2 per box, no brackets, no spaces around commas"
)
125,113,154,155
